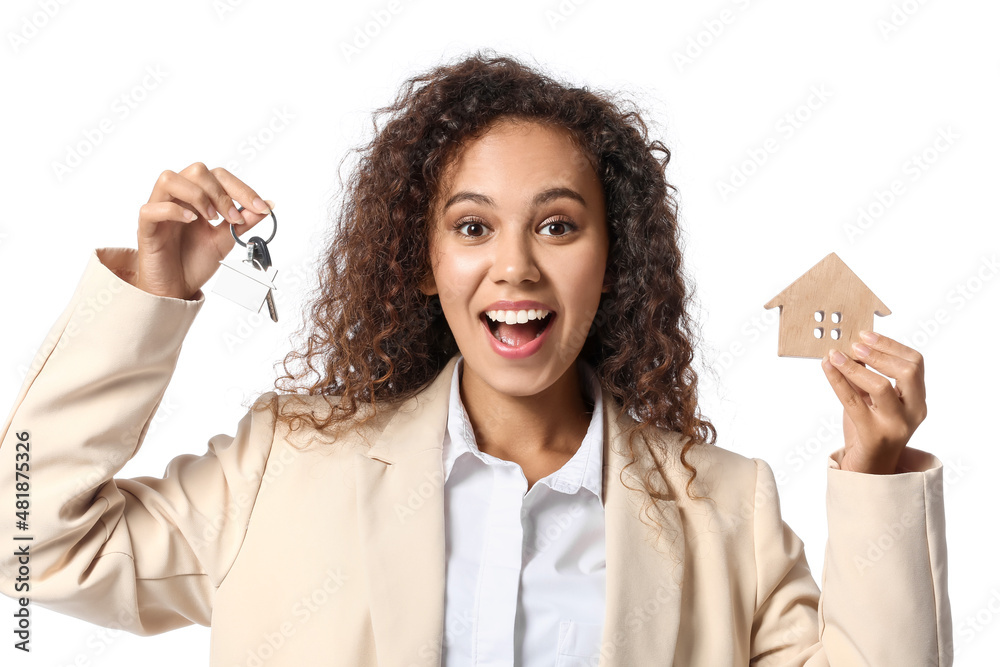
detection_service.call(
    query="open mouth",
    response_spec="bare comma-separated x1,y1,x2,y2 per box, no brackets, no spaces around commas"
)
481,309,555,347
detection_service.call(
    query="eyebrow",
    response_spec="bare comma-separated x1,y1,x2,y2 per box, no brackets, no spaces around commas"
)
441,186,588,213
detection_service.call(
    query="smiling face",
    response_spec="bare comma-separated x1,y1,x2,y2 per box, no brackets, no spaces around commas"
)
420,118,610,398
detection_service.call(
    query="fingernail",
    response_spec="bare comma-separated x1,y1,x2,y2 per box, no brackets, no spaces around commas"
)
860,330,878,344
830,349,847,365
207,204,218,220
228,206,243,223
253,197,270,214
852,342,871,358
264,199,276,211
183,209,198,221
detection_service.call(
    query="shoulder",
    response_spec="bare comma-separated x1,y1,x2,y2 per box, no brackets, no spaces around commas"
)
246,390,408,454
640,428,775,517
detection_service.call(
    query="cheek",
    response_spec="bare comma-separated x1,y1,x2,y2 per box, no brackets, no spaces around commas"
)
563,247,608,296
433,253,483,310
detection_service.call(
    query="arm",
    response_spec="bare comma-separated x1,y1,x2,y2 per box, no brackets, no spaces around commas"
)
0,247,277,635
748,451,952,665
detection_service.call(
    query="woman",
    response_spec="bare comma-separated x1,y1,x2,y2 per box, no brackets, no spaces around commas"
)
0,51,951,665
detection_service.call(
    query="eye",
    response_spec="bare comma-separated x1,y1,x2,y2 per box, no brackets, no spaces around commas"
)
539,217,577,236
451,216,578,238
453,217,489,238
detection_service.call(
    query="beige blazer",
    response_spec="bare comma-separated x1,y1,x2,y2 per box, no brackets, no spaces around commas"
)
1,248,953,666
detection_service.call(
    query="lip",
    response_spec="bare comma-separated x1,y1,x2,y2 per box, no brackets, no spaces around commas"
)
480,299,556,315
480,309,556,360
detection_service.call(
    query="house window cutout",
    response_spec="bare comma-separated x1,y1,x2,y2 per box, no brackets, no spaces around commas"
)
832,311,842,323
814,310,824,322
814,327,824,339
831,328,841,340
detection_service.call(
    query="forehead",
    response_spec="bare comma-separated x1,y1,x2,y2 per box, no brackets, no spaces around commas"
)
463,118,578,153
435,120,597,195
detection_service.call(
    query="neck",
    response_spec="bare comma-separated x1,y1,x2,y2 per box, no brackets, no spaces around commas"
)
458,358,594,461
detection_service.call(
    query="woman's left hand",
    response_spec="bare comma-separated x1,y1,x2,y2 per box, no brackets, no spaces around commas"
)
820,330,927,474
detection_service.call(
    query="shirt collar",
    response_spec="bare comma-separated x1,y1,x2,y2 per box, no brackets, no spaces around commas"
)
442,354,604,499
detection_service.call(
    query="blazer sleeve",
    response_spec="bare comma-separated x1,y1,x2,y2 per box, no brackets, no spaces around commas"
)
747,449,953,666
0,247,277,635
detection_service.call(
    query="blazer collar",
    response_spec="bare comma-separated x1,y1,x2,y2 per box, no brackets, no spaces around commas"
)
354,352,685,666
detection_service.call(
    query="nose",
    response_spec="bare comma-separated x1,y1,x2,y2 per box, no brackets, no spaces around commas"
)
488,227,541,285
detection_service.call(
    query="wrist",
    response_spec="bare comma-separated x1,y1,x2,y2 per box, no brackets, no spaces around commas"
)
135,277,193,301
841,451,903,475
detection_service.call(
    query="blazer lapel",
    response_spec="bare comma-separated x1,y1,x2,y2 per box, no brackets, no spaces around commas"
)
598,384,686,667
354,354,685,666
354,354,459,667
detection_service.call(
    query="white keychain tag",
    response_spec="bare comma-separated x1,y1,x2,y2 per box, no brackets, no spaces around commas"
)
209,204,280,321
212,258,278,314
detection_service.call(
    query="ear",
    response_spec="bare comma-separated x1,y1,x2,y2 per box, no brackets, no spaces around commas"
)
418,271,438,296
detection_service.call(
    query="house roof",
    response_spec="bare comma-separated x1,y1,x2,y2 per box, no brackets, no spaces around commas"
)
763,252,891,315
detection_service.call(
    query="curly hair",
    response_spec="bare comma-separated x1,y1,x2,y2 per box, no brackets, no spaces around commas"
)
250,48,717,535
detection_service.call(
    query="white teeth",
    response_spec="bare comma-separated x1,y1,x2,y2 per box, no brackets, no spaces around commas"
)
485,309,551,323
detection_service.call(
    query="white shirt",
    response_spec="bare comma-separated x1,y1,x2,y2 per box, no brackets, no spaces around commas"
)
441,355,607,666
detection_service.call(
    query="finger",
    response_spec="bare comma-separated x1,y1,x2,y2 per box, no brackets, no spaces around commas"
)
857,330,921,364
821,356,873,428
827,349,903,414
234,200,277,226
208,166,272,217
841,371,873,407
147,168,221,223
850,342,921,405
137,202,201,239
176,162,248,226
211,200,276,248
852,332,926,406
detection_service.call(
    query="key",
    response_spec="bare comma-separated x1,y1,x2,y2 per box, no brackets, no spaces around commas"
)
210,205,281,322
262,286,278,322
248,235,272,270
247,238,278,323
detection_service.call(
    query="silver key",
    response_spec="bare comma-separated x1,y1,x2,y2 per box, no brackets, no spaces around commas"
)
263,287,278,322
247,239,278,323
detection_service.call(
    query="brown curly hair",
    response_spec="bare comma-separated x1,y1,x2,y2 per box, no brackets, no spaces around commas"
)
250,48,717,532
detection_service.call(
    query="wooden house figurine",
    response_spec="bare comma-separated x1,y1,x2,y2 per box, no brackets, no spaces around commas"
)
763,252,890,359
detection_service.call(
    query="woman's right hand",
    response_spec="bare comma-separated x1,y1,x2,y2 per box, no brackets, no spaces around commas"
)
136,162,275,300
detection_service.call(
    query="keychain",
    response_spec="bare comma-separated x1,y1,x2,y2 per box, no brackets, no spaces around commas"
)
211,204,279,322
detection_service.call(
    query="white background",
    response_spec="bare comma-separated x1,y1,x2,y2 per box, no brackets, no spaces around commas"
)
1,0,997,664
